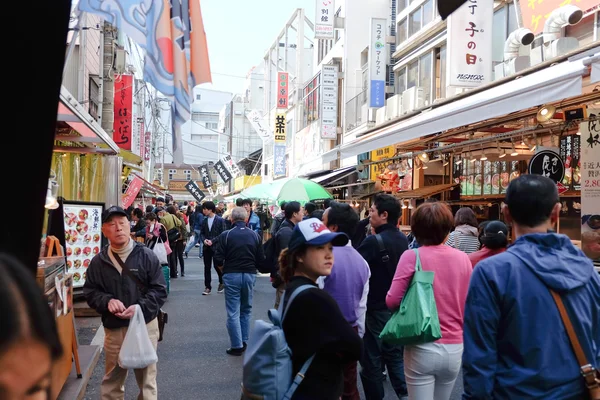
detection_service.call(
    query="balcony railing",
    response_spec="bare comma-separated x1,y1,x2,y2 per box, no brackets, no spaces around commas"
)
345,90,368,132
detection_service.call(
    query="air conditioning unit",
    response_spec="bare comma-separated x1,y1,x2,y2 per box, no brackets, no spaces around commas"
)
375,106,387,126
402,87,424,114
114,48,126,74
385,94,402,120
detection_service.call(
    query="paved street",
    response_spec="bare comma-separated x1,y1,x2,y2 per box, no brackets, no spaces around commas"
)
80,256,463,399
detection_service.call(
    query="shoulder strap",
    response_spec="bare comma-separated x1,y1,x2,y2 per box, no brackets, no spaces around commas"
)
111,250,147,294
281,284,315,322
550,290,592,367
375,234,390,263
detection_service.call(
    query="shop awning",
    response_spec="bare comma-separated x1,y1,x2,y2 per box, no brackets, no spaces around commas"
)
134,174,165,196
56,86,119,154
312,166,357,185
325,57,589,160
592,60,600,83
395,183,458,199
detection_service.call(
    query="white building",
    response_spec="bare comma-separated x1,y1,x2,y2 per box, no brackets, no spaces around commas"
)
182,87,232,165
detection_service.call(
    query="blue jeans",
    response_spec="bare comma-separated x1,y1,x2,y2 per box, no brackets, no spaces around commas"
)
184,229,203,257
223,272,256,349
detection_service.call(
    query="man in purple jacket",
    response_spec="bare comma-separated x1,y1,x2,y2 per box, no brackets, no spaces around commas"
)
320,202,370,400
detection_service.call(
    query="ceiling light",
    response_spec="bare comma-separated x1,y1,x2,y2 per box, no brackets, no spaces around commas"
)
422,164,428,169
408,200,414,210
401,200,408,209
455,157,462,165
511,140,519,156
480,145,488,161
497,142,507,158
576,131,581,136
418,152,429,162
443,155,449,166
536,104,556,123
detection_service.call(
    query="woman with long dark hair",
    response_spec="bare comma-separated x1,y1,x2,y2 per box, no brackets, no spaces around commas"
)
0,253,63,399
278,218,363,400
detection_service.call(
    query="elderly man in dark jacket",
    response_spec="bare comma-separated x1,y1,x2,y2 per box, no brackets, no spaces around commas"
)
83,206,167,400
214,207,265,356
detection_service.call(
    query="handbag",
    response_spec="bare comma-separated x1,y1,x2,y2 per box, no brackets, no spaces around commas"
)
550,290,600,400
379,249,442,345
152,236,169,264
111,251,168,342
165,214,181,242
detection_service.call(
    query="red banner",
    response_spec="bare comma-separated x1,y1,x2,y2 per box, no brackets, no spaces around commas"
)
122,175,144,208
277,72,289,109
113,74,134,150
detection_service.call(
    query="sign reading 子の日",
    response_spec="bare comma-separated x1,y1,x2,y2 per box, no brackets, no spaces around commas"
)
184,180,206,203
277,72,289,109
446,0,493,88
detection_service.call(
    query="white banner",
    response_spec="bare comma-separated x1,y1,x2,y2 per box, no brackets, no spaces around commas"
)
368,18,387,108
580,109,600,267
321,65,338,139
246,110,272,142
446,0,493,88
315,0,335,39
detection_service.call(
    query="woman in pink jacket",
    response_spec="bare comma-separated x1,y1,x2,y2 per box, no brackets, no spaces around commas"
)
386,202,472,400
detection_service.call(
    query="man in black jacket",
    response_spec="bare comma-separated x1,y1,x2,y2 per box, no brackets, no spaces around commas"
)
201,201,226,295
272,201,304,308
357,194,409,400
213,207,265,356
83,206,167,400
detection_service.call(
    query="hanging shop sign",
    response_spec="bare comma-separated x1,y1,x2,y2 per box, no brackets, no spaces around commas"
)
214,159,233,183
580,110,600,265
185,180,206,203
246,110,272,142
274,144,287,177
559,135,582,191
131,117,143,157
274,113,287,143
222,154,241,176
122,175,144,208
368,18,387,108
528,149,565,184
519,0,597,35
457,158,522,196
446,0,493,88
277,72,289,109
63,201,104,288
113,74,134,150
315,0,335,40
143,131,151,161
370,145,396,180
321,65,338,140
198,164,213,189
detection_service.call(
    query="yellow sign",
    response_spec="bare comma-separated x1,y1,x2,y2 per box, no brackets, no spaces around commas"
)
370,145,396,179
274,113,287,143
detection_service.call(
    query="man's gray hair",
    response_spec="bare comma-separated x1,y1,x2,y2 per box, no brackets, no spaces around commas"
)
231,207,248,223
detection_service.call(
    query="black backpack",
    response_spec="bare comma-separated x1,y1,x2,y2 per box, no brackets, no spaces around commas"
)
262,237,277,274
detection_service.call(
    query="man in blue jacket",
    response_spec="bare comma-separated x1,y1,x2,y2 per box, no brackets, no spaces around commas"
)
463,174,600,399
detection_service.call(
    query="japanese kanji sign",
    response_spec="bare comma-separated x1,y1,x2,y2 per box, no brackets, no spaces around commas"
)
580,108,600,266
246,110,272,142
315,0,335,39
184,180,206,203
113,74,134,150
520,0,597,35
122,175,144,208
274,144,286,177
222,155,241,176
369,18,387,108
214,159,233,183
198,164,213,189
446,0,493,88
274,113,287,143
528,149,565,183
277,72,289,109
321,65,338,139
143,131,151,161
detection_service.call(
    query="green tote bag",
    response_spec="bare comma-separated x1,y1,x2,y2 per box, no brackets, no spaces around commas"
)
380,249,442,345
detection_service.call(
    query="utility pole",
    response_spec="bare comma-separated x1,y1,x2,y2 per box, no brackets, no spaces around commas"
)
101,21,116,135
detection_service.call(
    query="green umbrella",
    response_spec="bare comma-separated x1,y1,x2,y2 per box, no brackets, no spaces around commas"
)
276,178,333,204
239,179,290,201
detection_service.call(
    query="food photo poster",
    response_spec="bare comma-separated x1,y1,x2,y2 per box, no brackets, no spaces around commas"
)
580,111,600,268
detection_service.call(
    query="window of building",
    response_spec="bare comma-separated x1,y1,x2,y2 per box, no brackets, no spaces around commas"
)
492,2,520,69
409,9,422,37
183,169,191,180
192,112,203,122
422,0,433,26
196,94,201,100
400,0,436,45
88,76,99,120
397,18,408,46
396,68,407,95
205,122,218,130
301,73,321,130
407,60,418,89
396,48,435,104
419,52,432,106
436,45,447,99
168,169,177,180
398,0,407,14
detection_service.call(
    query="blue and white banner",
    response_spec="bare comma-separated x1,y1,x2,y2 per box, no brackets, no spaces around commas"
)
369,18,387,108
274,144,286,177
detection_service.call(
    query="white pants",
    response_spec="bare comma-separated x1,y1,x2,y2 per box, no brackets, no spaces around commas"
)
404,342,463,400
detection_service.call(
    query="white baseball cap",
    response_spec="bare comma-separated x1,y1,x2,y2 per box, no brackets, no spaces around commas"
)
287,218,348,252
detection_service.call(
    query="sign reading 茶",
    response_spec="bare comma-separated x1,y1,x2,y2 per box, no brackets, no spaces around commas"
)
274,113,287,143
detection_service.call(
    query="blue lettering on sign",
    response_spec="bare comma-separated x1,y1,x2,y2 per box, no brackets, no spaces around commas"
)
370,80,385,108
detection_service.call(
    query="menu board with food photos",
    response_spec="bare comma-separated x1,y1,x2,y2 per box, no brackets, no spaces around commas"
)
63,202,104,288
458,159,522,196
559,135,582,191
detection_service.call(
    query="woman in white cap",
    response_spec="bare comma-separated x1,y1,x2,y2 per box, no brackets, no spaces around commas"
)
278,218,363,400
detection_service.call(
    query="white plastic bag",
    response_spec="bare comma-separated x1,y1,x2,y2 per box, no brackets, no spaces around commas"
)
118,305,158,369
153,237,169,264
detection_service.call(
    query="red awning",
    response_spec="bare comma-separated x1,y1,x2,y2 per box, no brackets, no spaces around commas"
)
57,102,99,140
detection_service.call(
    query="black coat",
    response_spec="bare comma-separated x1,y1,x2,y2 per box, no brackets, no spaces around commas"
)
83,242,167,329
213,221,265,274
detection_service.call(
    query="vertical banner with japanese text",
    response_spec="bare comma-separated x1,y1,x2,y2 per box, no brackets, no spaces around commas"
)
277,72,289,109
580,110,600,267
315,0,335,39
246,110,272,142
446,0,493,88
198,164,213,188
274,145,287,177
185,180,206,203
274,113,287,143
113,74,134,150
321,65,338,139
143,131,151,161
214,160,233,183
369,18,387,108
122,175,144,208
222,155,241,176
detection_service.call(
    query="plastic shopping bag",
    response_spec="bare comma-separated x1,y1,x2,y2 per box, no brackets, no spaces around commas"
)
118,305,158,369
153,237,169,264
